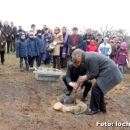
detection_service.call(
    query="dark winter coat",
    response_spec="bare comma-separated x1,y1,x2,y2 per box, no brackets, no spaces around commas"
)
0,34,6,52
66,63,88,84
116,49,129,66
15,29,26,40
11,26,17,39
36,35,45,54
68,34,83,54
27,38,40,57
2,25,12,42
83,34,95,43
16,39,28,58
82,52,122,94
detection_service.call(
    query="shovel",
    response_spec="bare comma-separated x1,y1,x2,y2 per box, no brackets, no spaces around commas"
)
74,76,82,104
74,82,82,104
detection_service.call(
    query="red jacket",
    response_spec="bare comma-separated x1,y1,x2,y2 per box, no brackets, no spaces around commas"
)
86,44,98,52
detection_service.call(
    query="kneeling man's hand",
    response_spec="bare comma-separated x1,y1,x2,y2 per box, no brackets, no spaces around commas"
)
80,75,87,83
69,82,78,89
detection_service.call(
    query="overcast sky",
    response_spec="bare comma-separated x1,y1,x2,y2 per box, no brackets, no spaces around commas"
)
0,0,130,34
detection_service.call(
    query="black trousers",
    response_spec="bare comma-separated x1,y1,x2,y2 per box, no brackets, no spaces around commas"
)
62,75,92,97
28,56,35,67
7,41,11,53
90,83,106,111
53,56,60,69
0,51,5,63
10,38,16,52
20,57,29,70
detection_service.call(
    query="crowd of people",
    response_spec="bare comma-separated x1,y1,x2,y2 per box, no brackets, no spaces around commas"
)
0,20,129,74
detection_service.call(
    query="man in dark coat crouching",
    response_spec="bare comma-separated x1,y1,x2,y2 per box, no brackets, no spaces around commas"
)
62,61,92,101
71,49,123,115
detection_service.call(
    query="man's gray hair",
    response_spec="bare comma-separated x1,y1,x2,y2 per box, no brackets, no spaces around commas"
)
72,49,83,60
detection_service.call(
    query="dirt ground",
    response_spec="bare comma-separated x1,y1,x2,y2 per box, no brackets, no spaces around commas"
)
0,53,129,130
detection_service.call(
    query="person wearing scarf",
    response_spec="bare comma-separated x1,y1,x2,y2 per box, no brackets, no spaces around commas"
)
60,27,69,68
42,28,52,65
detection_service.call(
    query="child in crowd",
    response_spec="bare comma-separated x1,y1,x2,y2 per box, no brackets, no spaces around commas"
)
27,32,39,69
36,30,45,68
0,29,6,65
86,39,98,52
16,33,29,71
116,42,129,74
98,37,111,58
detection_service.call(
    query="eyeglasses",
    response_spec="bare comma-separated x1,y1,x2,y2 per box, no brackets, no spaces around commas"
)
72,60,81,64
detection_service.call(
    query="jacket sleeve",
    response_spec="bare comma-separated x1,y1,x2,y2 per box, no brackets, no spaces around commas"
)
83,34,86,40
115,51,119,64
16,41,20,58
67,36,72,49
107,44,112,56
8,27,12,36
126,51,129,61
98,44,102,54
86,57,99,80
75,35,83,48
66,65,72,85
64,35,69,47
35,39,40,56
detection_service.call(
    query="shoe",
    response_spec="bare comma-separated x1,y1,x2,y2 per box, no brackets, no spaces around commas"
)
100,109,106,113
85,110,100,115
66,90,72,96
20,68,23,71
81,96,87,102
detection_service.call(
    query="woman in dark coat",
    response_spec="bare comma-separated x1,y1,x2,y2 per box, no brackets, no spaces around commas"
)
0,30,6,64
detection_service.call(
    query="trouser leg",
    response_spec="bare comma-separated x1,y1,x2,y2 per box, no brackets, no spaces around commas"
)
7,42,10,53
35,56,40,67
62,75,73,91
20,57,23,69
82,80,92,98
0,51,5,64
13,39,16,52
24,57,29,70
28,56,35,67
60,50,63,68
10,41,13,52
90,83,106,111
56,56,60,69
53,56,56,68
